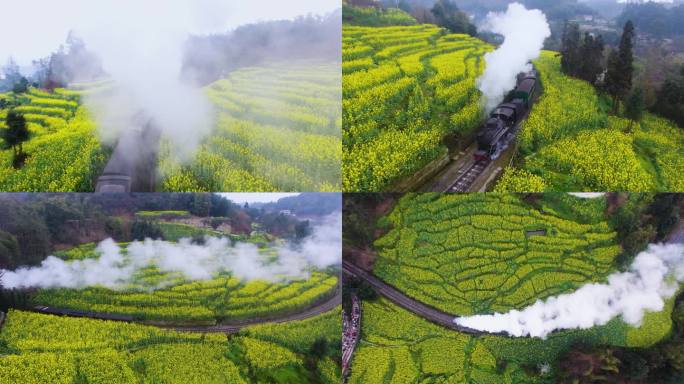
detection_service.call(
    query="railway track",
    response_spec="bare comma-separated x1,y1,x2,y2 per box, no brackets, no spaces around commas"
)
172,292,341,333
26,288,341,334
342,261,492,335
444,159,490,192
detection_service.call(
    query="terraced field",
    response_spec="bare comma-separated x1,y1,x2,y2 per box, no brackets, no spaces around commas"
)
159,62,341,192
496,51,684,192
0,308,341,383
349,296,674,383
30,242,339,325
0,86,109,191
349,193,680,382
342,25,491,191
373,193,619,315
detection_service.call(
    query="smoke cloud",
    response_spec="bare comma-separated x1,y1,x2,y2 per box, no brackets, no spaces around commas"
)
455,243,684,338
0,0,340,162
0,213,341,290
477,3,550,112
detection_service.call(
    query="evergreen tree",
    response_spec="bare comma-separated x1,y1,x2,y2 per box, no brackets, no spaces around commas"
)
561,22,581,76
2,110,30,168
624,87,644,131
605,21,635,113
190,194,211,217
579,33,604,84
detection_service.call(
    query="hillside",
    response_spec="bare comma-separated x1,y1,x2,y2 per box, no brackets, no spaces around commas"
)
0,85,109,192
160,62,341,192
342,24,491,191
345,193,684,383
342,18,684,192
0,308,341,383
30,240,338,324
496,51,684,192
342,4,418,26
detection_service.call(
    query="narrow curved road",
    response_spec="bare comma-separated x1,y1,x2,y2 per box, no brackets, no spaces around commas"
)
26,286,341,334
343,261,489,335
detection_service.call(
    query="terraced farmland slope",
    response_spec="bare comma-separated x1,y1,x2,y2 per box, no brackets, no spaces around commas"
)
373,193,619,315
350,193,679,383
496,51,684,192
342,25,491,191
29,241,339,325
159,62,341,192
0,86,109,191
349,296,675,384
0,308,341,384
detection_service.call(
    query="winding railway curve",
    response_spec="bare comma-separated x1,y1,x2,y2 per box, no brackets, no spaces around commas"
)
342,260,496,335
25,285,341,334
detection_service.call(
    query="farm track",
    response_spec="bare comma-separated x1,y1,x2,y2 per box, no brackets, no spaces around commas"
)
26,285,342,334
342,260,496,336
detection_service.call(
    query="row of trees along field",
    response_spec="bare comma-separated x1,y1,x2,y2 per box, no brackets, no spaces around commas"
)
561,18,684,129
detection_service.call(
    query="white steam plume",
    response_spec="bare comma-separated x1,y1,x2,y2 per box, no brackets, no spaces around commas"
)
477,3,550,112
0,213,341,289
455,243,684,338
74,1,221,160
0,0,339,161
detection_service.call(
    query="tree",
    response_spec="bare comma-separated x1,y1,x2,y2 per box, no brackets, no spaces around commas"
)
11,77,28,94
397,0,412,13
1,58,22,92
209,194,236,217
130,221,164,241
605,21,635,113
295,220,311,240
190,194,211,217
561,22,582,77
654,66,684,128
624,87,645,131
579,33,604,84
0,230,20,269
431,0,477,36
309,337,329,357
2,110,30,168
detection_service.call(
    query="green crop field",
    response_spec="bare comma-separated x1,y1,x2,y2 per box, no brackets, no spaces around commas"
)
373,193,620,315
156,222,231,241
349,192,681,382
349,296,674,383
0,86,109,191
496,51,684,192
135,210,191,218
342,24,491,191
1,61,340,193
159,62,341,192
30,242,339,325
0,307,341,384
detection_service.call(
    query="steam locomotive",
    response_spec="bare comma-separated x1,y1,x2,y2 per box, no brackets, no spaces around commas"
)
473,70,538,161
95,115,159,193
